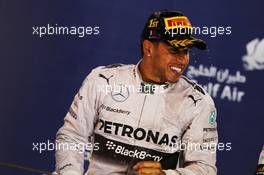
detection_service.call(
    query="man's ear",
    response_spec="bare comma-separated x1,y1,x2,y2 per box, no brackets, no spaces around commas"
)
143,40,155,57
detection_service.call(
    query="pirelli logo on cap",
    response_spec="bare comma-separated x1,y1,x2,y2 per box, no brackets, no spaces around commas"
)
164,16,192,29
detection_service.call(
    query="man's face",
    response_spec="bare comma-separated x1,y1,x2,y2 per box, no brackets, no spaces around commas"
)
150,42,190,83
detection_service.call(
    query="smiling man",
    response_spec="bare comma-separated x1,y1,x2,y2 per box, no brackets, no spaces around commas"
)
56,10,218,175
139,42,190,83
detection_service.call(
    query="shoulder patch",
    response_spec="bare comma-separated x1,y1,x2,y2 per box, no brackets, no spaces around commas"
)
188,95,202,106
209,111,216,126
98,73,114,85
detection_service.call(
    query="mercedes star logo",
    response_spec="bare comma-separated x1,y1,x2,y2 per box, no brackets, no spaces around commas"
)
111,85,129,102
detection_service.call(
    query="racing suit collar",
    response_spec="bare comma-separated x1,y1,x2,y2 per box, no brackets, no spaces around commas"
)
133,59,174,94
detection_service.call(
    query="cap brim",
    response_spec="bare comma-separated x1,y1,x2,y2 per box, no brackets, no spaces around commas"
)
166,36,207,50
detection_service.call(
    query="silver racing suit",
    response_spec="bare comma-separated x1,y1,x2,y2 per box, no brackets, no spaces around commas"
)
55,62,218,175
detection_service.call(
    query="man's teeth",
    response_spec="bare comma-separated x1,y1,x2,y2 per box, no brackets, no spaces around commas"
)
170,66,182,73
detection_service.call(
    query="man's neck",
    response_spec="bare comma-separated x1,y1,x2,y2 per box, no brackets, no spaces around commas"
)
138,58,164,84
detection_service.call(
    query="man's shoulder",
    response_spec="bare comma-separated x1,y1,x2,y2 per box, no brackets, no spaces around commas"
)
93,63,135,72
86,63,135,82
179,76,215,106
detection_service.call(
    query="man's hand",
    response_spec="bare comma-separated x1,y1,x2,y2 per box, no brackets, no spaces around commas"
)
132,161,166,175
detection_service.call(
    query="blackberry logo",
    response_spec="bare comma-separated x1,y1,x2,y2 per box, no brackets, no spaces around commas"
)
106,141,116,150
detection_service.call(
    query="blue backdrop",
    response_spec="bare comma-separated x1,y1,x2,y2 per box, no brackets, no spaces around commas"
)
1,0,264,174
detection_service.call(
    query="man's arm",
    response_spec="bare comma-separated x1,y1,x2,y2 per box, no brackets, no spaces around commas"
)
55,71,98,175
165,97,218,175
133,97,218,175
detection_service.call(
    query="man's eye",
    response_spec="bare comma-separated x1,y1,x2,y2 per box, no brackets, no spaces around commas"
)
169,50,178,54
168,48,179,54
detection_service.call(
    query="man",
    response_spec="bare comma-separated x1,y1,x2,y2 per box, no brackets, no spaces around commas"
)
56,10,218,175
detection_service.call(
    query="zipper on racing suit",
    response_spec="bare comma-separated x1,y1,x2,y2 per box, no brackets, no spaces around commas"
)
126,95,147,174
